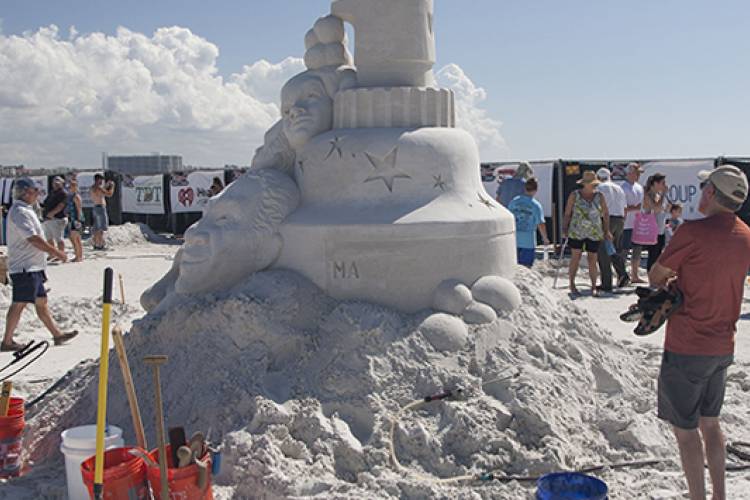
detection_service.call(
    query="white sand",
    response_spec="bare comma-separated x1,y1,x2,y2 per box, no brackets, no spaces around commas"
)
2,243,750,499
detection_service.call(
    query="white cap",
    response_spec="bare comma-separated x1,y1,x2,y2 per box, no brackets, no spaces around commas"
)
596,168,611,180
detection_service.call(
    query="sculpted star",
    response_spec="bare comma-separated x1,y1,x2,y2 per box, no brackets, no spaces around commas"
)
477,192,496,210
325,136,346,160
363,147,412,193
433,174,447,192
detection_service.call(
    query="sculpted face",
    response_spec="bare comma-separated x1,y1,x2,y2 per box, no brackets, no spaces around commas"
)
281,73,333,151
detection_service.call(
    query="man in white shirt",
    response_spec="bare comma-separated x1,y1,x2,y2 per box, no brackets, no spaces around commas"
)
2,178,78,352
621,162,646,283
595,168,628,290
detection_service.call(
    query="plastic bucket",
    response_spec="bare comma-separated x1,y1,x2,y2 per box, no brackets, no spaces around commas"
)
0,407,24,478
9,397,24,415
80,447,150,500
147,445,213,500
60,425,124,500
536,472,608,500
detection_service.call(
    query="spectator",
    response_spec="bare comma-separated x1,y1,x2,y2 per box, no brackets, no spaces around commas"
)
508,177,549,268
562,170,613,296
208,176,225,197
90,174,115,250
648,165,750,500
595,167,628,291
621,162,646,283
665,202,683,245
66,180,85,262
643,173,669,271
496,161,534,207
42,176,68,259
2,178,78,351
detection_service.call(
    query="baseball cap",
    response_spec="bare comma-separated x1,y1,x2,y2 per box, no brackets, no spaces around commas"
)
13,177,37,191
698,165,748,204
596,167,611,180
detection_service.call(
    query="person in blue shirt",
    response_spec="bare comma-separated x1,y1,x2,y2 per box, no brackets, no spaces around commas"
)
508,177,549,267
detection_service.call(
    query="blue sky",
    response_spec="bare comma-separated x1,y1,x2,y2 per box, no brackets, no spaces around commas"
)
1,0,748,166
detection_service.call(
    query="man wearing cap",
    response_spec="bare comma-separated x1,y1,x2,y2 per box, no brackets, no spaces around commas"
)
42,176,68,258
2,178,78,351
649,165,750,500
496,161,534,208
595,167,628,291
621,162,646,283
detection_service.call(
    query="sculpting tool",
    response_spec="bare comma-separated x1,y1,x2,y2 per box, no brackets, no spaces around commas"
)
169,427,186,466
112,326,147,450
144,355,169,500
0,381,11,416
94,267,114,500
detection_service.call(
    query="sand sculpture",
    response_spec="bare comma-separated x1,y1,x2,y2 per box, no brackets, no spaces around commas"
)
143,0,517,315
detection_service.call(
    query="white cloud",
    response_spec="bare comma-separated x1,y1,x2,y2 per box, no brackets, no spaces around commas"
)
0,25,506,168
436,63,507,160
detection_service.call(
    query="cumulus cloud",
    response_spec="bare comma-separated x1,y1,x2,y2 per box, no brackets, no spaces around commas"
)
0,25,506,168
436,63,507,160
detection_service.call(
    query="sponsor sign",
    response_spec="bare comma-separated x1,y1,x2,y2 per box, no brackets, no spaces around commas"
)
121,175,165,214
170,171,216,213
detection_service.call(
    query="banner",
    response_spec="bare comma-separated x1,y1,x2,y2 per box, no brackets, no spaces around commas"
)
0,179,12,205
121,175,165,214
637,160,711,221
170,171,216,213
483,162,555,217
30,176,48,205
75,173,98,208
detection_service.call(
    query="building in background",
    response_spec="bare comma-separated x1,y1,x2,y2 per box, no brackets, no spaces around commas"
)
104,153,183,176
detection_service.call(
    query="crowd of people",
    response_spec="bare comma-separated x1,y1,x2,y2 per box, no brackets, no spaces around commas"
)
500,162,686,297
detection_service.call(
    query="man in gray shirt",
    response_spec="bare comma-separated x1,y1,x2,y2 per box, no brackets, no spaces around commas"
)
2,178,78,351
596,168,628,290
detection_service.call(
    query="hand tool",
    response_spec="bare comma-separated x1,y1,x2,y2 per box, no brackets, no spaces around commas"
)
112,326,146,450
94,268,114,500
144,355,169,500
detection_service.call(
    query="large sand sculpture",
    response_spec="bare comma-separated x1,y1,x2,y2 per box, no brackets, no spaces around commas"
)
142,0,517,314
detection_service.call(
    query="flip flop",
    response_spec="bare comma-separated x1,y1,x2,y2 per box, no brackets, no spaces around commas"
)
54,331,79,346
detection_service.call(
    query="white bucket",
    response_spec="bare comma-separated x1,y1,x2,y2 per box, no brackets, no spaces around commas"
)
60,425,124,500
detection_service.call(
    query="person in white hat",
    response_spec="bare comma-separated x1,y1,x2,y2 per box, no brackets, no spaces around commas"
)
595,167,627,291
649,165,750,500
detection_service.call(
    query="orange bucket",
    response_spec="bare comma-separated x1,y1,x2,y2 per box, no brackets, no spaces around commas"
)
9,397,24,415
0,407,24,478
147,445,213,500
80,447,150,500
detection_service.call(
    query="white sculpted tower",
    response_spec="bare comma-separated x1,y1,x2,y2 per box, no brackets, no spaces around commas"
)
273,0,516,312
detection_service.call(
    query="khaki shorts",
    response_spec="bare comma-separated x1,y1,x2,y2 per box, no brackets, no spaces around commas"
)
43,218,67,242
658,350,733,429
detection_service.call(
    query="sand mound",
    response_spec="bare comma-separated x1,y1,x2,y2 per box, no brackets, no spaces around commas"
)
103,223,159,247
14,268,700,498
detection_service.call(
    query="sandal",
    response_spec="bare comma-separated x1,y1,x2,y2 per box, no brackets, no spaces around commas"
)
1,341,25,352
54,331,79,346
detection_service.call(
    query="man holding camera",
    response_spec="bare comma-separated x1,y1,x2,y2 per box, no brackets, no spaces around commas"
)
90,174,115,250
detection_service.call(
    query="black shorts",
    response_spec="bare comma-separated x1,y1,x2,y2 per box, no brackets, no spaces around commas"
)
658,350,734,429
568,238,600,253
10,271,48,303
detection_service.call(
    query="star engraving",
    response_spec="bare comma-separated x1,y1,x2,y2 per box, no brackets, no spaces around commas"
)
477,192,496,210
433,174,447,192
325,136,345,160
363,147,412,193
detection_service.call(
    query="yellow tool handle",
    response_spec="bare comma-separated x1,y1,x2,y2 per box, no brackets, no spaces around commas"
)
94,267,114,499
0,381,12,416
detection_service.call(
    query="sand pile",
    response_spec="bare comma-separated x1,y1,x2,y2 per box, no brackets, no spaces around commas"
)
12,267,704,499
102,222,159,247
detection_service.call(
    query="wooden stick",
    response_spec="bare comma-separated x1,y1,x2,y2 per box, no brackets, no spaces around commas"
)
144,355,169,500
0,381,12,416
112,326,146,450
118,273,126,305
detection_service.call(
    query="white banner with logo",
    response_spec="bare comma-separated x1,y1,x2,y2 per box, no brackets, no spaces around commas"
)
638,160,711,221
483,162,555,217
170,171,215,213
121,175,165,214
76,173,98,208
30,176,48,205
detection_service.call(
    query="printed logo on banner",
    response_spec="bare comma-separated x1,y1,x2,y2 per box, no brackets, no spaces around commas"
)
121,175,165,215
178,188,195,207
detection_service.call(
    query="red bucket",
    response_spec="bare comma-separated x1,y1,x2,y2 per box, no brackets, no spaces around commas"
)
147,445,213,500
9,397,24,416
0,407,24,478
80,447,150,500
